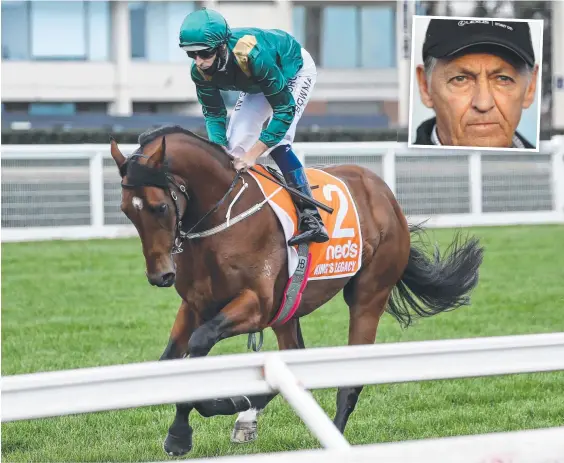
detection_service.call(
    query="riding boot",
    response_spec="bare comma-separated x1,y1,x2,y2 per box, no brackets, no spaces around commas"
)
283,167,330,246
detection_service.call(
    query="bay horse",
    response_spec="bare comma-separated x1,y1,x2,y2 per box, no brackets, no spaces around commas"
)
108,125,483,457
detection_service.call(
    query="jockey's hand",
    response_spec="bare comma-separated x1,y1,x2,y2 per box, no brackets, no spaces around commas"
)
232,142,268,172
232,155,256,172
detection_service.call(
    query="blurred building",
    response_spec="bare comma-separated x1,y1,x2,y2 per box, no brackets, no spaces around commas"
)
1,0,400,124
1,0,562,130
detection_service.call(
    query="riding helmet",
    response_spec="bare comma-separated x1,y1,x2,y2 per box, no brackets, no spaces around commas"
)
178,8,232,51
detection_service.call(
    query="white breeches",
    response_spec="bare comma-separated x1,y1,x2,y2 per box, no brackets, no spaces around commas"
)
226,47,317,158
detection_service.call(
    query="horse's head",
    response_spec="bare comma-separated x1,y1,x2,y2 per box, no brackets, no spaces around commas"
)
110,136,185,288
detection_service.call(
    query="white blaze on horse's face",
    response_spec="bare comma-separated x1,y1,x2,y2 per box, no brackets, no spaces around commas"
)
132,196,143,211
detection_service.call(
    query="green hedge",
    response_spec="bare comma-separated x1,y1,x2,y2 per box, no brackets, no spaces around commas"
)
2,127,563,144
2,128,409,144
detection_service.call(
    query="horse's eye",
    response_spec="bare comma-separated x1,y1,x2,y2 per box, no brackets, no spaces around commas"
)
157,203,168,214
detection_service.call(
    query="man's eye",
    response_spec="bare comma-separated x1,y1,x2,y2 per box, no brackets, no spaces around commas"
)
450,76,468,83
496,75,515,83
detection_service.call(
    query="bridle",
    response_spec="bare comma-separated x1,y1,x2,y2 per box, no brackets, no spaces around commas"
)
168,170,243,254
120,153,244,255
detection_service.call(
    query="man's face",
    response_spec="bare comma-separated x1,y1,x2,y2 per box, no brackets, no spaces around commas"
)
195,52,217,71
417,53,538,147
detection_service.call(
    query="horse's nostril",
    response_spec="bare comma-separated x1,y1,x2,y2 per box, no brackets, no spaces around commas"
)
162,272,175,286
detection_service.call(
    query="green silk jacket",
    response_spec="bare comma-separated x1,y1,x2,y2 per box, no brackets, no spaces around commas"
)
191,27,304,148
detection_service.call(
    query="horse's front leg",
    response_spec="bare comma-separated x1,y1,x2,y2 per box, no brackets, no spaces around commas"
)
231,318,305,444
188,288,264,418
160,300,200,457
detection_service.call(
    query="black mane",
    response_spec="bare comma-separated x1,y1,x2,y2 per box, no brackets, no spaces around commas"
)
138,125,228,157
125,124,234,176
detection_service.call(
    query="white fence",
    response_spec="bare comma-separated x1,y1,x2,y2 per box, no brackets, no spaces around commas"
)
2,138,563,242
3,333,564,462
187,428,564,463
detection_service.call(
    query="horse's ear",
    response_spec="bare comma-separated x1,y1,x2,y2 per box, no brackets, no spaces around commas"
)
146,136,166,169
109,136,126,172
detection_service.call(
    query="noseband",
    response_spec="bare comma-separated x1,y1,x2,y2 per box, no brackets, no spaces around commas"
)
120,153,242,254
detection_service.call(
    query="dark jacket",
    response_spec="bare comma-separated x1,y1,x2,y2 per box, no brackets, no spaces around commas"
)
413,117,535,149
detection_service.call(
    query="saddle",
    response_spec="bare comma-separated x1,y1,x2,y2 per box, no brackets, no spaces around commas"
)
260,165,319,206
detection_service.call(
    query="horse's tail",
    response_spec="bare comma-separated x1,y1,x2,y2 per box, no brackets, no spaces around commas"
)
387,223,484,328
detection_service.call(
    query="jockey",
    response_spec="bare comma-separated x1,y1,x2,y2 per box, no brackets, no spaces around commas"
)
178,7,329,247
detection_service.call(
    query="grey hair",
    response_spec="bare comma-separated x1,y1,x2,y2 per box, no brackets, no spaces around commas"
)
516,62,535,85
423,56,438,85
423,55,534,86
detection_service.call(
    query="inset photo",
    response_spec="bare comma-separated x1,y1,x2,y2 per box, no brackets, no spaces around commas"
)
408,16,544,151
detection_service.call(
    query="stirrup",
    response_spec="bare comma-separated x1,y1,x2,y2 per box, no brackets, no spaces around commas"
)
288,212,329,246
288,228,329,246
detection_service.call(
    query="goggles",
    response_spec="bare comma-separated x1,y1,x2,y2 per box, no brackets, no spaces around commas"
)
181,46,219,60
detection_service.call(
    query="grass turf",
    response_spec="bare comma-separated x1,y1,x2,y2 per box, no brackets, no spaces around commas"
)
2,224,563,462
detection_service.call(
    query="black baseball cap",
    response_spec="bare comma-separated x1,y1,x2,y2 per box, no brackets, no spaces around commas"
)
422,18,535,67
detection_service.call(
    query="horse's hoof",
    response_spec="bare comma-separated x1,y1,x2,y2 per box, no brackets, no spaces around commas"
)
163,430,193,457
230,419,258,444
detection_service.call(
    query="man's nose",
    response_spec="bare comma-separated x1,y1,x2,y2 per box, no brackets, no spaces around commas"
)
471,78,495,113
195,56,204,66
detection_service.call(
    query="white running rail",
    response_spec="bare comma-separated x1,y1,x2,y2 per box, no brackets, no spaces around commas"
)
4,333,563,423
182,427,564,463
2,137,563,242
3,333,564,459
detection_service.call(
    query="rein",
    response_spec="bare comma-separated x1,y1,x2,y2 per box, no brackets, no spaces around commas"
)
119,140,332,255
121,153,247,254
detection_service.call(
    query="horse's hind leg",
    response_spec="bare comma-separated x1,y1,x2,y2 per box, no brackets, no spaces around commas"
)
333,281,392,433
333,230,407,433
231,318,305,444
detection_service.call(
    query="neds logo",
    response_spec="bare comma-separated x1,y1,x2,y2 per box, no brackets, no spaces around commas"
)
326,240,359,260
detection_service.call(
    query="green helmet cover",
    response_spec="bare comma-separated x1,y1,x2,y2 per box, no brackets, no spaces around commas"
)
179,8,231,51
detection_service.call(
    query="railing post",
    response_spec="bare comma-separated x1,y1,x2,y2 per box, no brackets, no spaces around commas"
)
382,148,396,195
263,354,351,451
89,151,105,230
469,151,483,215
551,135,564,218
